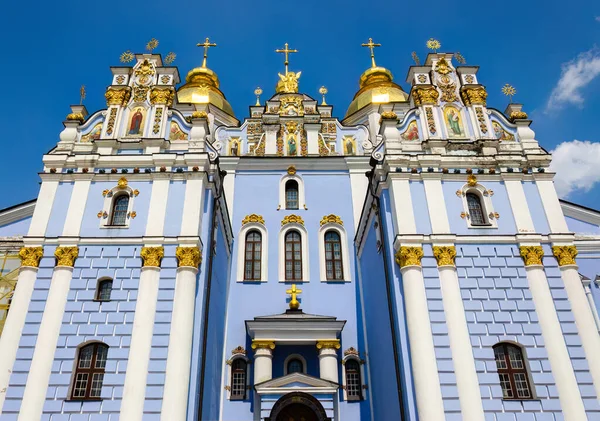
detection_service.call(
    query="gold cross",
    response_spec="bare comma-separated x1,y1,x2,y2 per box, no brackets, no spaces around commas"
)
286,284,302,310
362,37,381,68
197,37,217,68
275,42,298,75
79,85,86,105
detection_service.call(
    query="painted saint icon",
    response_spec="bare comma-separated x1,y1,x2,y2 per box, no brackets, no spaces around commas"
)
344,137,355,155
230,139,240,156
128,108,144,136
444,106,464,137
288,136,297,155
400,121,420,141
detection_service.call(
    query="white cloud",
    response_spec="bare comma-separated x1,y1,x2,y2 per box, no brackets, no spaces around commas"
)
596,16,600,22
550,140,600,197
546,47,600,110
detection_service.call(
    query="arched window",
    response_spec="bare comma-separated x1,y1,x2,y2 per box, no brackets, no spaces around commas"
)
110,195,129,226
287,358,304,374
244,231,262,281
466,193,486,226
71,343,108,400
493,343,533,399
285,231,302,281
324,231,343,281
285,180,299,210
230,359,247,400
95,279,113,301
345,359,363,400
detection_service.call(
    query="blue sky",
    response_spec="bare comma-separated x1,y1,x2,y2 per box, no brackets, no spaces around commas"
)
1,0,599,210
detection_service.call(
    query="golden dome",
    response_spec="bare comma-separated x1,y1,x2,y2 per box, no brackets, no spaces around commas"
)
345,66,408,117
176,66,235,117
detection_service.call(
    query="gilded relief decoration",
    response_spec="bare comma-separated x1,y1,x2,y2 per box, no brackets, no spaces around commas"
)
54,247,79,267
141,247,164,267
475,107,487,134
432,246,457,267
316,340,341,350
464,75,475,84
509,111,528,122
321,122,337,135
19,247,43,268
318,136,330,156
105,87,131,106
281,215,304,226
425,107,436,135
229,137,241,156
127,107,146,136
444,106,465,138
343,136,356,155
412,86,439,105
460,86,488,106
81,123,102,142
400,121,420,141
105,108,117,136
280,96,303,116
320,214,343,226
435,57,452,75
242,214,265,225
285,121,299,156
492,121,514,141
300,127,308,156
247,122,262,135
169,121,188,140
519,246,544,266
395,246,424,268
175,246,202,268
152,107,163,135
150,87,175,106
134,59,155,85
133,85,150,103
276,126,284,156
276,71,301,93
552,245,578,266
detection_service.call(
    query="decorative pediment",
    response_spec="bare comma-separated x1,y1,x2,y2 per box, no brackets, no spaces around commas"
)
255,372,338,390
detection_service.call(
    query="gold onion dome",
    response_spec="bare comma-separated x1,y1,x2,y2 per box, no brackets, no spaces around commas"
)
177,66,235,116
345,66,408,117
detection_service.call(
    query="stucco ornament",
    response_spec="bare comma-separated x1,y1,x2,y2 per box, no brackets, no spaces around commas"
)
519,246,544,266
412,86,439,106
287,166,297,175
395,246,424,268
54,247,79,267
466,174,477,187
175,246,201,268
281,214,304,226
433,246,456,267
320,214,343,226
251,340,276,350
344,347,360,357
19,247,44,268
149,87,175,106
141,246,164,267
552,245,578,266
460,86,488,106
231,346,247,356
105,86,131,106
117,177,128,189
242,214,265,225
316,340,341,350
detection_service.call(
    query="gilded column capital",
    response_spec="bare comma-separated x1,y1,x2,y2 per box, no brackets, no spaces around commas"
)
316,340,341,350
552,245,578,266
395,246,424,268
519,245,544,266
19,246,44,268
54,247,79,267
150,87,175,106
175,246,202,268
105,86,132,106
460,86,487,106
251,340,276,350
412,85,439,106
433,246,456,267
141,246,164,267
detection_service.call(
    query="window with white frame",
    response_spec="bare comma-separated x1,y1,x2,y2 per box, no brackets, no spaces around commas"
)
279,223,309,282
318,220,351,282
236,219,268,282
284,354,307,375
466,193,486,226
342,348,365,401
458,181,498,229
279,174,306,210
109,194,129,226
230,358,248,400
99,179,137,229
493,342,534,400
285,180,299,210
244,230,262,281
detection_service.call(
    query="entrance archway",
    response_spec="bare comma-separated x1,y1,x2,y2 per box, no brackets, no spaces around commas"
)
266,392,330,421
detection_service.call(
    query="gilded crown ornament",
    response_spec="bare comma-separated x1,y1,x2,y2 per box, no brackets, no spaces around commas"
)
320,214,343,226
433,246,457,267
426,38,441,52
281,215,304,226
552,245,578,266
146,38,159,53
254,87,263,106
361,38,381,68
319,86,328,105
54,247,79,267
164,52,176,65
395,246,424,268
316,340,341,350
176,246,202,268
286,284,302,310
19,247,44,268
197,37,217,68
120,50,134,63
66,113,85,123
242,214,265,225
519,246,544,266
141,246,164,267
502,84,517,103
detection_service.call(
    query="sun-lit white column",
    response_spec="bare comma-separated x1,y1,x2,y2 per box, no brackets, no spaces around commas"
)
18,247,79,421
160,247,201,421
0,248,44,415
582,279,600,330
317,340,340,383
396,246,445,420
519,246,587,421
434,246,485,421
120,247,163,421
252,341,275,384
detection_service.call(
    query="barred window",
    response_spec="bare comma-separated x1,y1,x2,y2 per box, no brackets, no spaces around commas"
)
230,359,247,400
71,343,108,400
493,343,533,399
110,195,129,226
287,358,304,374
345,359,362,401
285,180,299,210
95,279,112,301
324,231,343,280
285,231,302,281
244,231,262,281
466,193,486,226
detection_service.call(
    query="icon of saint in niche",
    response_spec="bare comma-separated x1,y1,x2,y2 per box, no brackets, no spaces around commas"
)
288,136,297,155
128,108,144,135
231,141,239,156
445,107,464,137
345,138,354,155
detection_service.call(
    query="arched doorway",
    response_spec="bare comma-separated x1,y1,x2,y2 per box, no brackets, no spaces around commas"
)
266,392,330,421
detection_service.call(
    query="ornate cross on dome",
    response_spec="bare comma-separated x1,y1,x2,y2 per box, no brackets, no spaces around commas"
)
197,37,217,68
286,284,302,310
275,42,298,75
362,37,381,68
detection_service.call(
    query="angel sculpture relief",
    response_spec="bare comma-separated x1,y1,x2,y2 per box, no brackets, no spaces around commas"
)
277,71,302,93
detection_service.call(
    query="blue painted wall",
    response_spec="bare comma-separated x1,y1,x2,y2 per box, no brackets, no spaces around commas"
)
0,216,31,237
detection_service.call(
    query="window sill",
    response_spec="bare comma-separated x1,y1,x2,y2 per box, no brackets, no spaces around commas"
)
100,225,130,230
65,398,103,402
93,299,111,303
501,398,539,401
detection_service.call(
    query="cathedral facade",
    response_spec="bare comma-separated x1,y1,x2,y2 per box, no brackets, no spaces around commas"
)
1,40,600,421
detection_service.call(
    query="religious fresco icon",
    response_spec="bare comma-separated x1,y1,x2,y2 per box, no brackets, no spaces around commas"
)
492,121,515,141
168,121,188,141
229,138,241,156
81,123,102,142
400,120,420,141
444,106,465,138
127,107,146,136
287,135,297,156
343,136,356,155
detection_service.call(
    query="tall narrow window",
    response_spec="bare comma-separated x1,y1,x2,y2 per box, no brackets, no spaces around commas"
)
493,343,533,399
244,231,262,281
230,359,247,400
95,279,113,301
466,193,486,226
285,231,302,281
345,359,363,400
285,180,299,210
110,195,129,226
324,231,343,280
287,358,304,374
71,343,108,400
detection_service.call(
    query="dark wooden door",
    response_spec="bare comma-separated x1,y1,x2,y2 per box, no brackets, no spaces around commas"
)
275,402,319,421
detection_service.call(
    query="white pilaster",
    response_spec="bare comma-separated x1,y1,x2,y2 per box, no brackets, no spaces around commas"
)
264,126,278,156
349,169,369,231
28,181,59,237
62,179,92,237
388,178,417,235
317,344,339,383
180,177,206,237
305,123,320,155
423,177,450,234
504,179,535,233
145,177,170,237
253,344,274,384
582,280,600,330
536,179,569,233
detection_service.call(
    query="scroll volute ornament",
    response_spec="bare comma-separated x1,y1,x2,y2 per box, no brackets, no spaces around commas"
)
105,87,132,106
176,246,202,268
519,246,544,266
395,246,424,268
141,246,164,267
460,86,487,106
433,246,456,267
316,340,341,350
19,246,44,268
412,86,439,106
251,340,276,350
54,247,79,267
552,245,578,266
150,87,175,107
